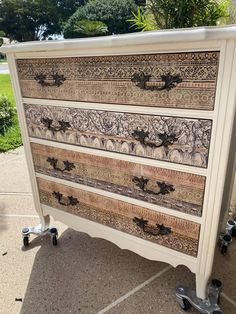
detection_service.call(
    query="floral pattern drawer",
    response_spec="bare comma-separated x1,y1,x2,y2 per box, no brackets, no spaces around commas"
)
37,177,200,257
25,104,212,168
17,51,219,110
31,143,206,217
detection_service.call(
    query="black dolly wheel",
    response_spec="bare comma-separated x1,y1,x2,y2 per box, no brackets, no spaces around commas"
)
179,298,192,311
52,235,58,246
23,236,29,247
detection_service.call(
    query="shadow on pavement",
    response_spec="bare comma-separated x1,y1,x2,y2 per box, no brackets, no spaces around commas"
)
0,200,8,236
20,228,165,314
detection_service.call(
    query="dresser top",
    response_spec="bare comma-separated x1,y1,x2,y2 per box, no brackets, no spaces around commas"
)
1,25,236,54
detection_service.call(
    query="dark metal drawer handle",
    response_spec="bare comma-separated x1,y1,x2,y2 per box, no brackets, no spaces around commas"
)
131,71,182,91
133,217,172,236
132,176,175,196
34,73,66,87
47,157,75,172
53,191,78,206
131,129,178,149
41,117,71,134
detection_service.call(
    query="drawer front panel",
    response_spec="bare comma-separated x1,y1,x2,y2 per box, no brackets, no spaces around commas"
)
31,143,205,216
17,52,219,110
25,104,212,168
37,177,200,256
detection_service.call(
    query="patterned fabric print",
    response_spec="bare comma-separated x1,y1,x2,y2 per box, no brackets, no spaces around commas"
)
18,52,219,109
25,104,212,168
37,178,200,257
31,143,205,216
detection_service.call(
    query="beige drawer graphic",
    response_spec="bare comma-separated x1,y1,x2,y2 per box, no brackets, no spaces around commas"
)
25,104,212,168
32,143,206,217
17,52,219,110
37,177,200,257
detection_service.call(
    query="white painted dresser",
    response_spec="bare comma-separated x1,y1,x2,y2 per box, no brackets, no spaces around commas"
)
2,25,236,301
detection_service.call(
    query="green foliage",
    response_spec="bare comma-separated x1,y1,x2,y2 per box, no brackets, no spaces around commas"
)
63,0,137,38
0,115,22,152
0,0,83,42
128,7,156,31
0,74,22,151
71,20,108,37
0,95,15,135
0,30,6,37
130,0,230,31
0,30,5,47
0,74,14,104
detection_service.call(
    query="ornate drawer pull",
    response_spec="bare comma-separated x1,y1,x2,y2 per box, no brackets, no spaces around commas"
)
133,217,172,236
132,129,178,148
132,176,175,196
47,157,75,172
41,117,71,134
131,71,182,91
34,73,66,87
52,191,78,206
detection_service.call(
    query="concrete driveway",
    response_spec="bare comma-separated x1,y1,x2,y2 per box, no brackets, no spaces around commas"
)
0,63,9,74
0,147,236,314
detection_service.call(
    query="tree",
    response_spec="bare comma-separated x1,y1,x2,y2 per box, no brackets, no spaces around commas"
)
63,0,137,38
0,0,84,42
130,0,230,31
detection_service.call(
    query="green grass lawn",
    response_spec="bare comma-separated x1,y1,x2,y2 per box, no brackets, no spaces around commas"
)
0,73,22,152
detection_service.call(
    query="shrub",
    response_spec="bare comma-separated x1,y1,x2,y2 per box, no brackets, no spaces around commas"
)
63,0,137,38
69,20,108,38
0,95,15,135
130,0,230,31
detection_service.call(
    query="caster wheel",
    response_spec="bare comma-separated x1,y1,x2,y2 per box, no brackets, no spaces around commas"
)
179,298,192,311
52,235,58,246
23,236,29,247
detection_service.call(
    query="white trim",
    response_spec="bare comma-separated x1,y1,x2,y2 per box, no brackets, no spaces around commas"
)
196,40,236,290
7,54,47,228
1,25,236,54
36,172,202,224
23,97,214,120
42,205,197,272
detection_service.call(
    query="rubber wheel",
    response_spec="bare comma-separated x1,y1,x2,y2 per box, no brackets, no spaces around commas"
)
179,298,192,311
23,236,29,247
52,235,58,246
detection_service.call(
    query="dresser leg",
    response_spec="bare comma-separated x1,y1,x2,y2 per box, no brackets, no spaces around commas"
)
196,274,209,300
40,214,50,231
21,215,58,247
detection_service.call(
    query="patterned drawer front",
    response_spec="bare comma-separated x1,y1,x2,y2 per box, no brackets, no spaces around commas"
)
17,52,219,110
37,177,200,256
31,143,205,217
25,104,212,168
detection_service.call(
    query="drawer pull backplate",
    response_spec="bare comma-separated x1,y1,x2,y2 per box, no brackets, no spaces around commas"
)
47,157,75,172
132,176,175,196
41,117,71,134
131,71,182,91
52,191,78,206
133,217,172,236
132,129,178,148
34,73,66,87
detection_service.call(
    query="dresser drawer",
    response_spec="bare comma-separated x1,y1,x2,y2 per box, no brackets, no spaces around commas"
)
31,143,205,217
25,104,212,168
17,52,219,110
37,177,200,256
